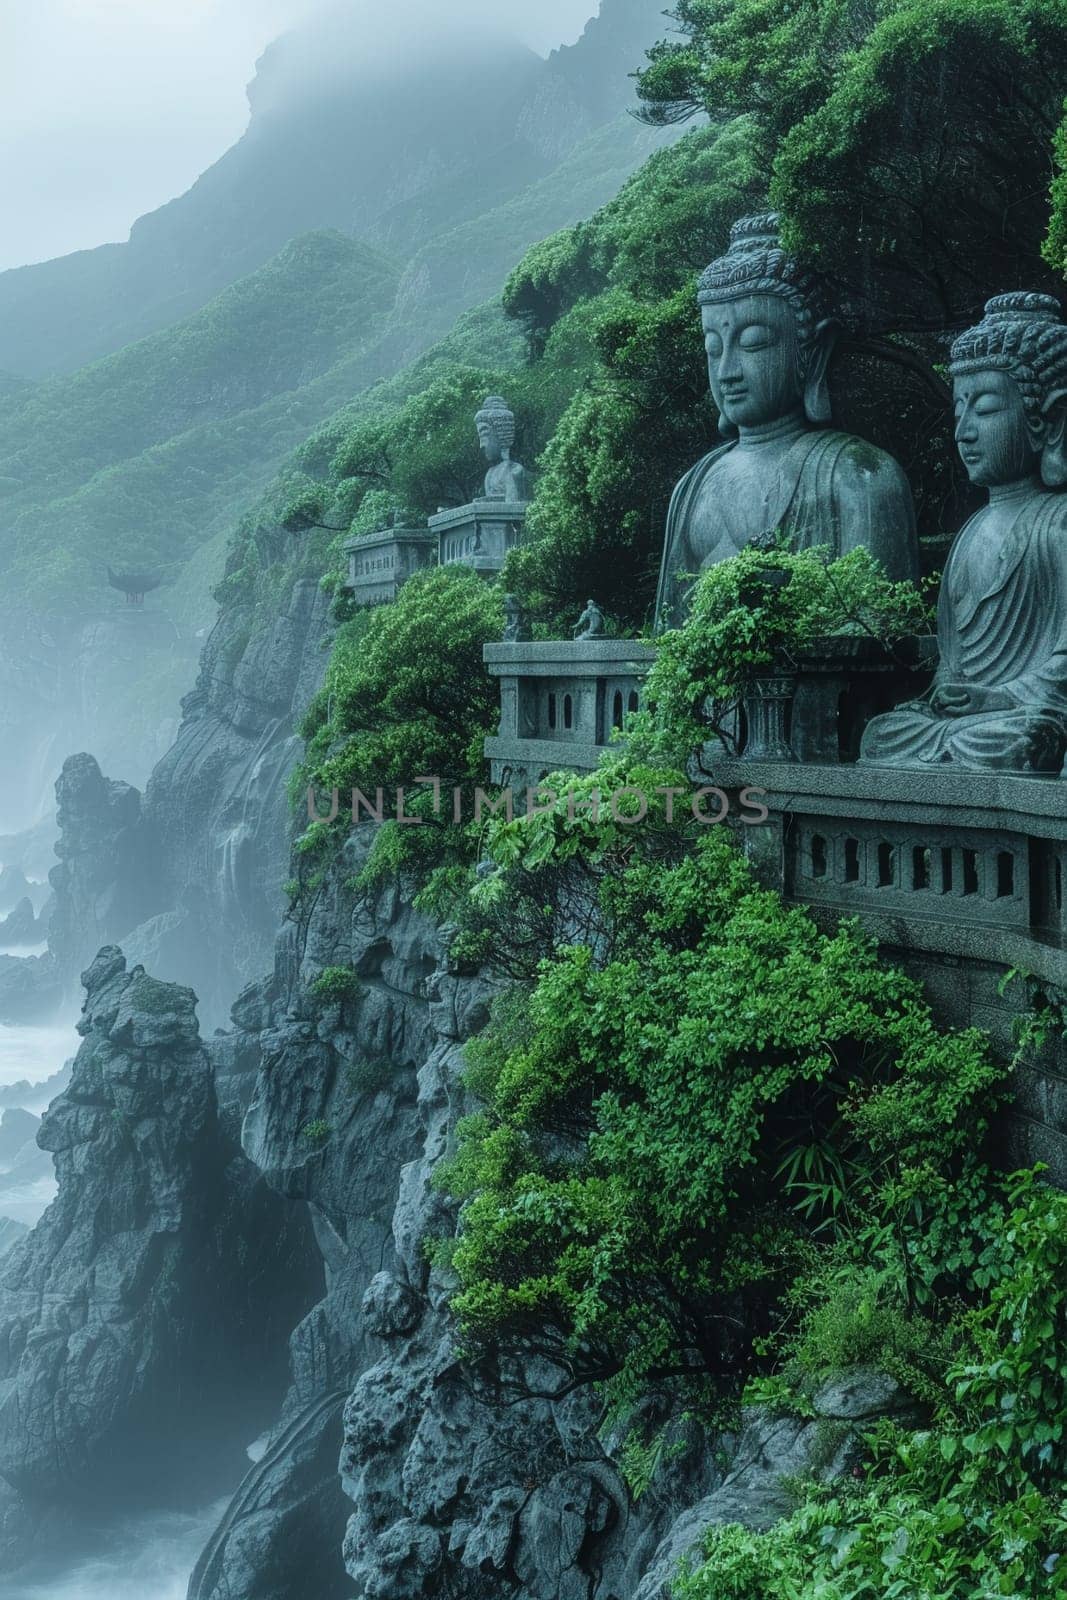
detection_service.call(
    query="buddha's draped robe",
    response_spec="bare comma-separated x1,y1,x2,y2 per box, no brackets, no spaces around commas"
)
484,460,529,503
861,492,1067,773
655,430,918,630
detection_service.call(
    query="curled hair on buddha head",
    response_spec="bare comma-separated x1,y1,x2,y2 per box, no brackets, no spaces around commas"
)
950,292,1067,487
475,395,516,451
697,212,839,426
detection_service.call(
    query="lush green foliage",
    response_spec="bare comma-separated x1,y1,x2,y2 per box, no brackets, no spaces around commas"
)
644,544,934,757
676,1174,1067,1599
309,966,363,1004
0,233,399,609
301,1120,333,1146
637,0,1067,332
296,565,503,886
436,781,1002,1412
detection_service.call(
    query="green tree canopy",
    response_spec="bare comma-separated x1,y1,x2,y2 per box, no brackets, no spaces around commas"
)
638,0,1067,331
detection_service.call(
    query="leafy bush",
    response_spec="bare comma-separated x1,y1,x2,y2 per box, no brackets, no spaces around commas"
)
677,1178,1067,1600
301,1120,333,1146
310,966,363,1004
297,565,504,886
645,543,934,758
436,801,1002,1416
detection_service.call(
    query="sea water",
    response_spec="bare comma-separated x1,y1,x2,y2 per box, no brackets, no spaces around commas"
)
4,1501,228,1600
0,1019,79,1222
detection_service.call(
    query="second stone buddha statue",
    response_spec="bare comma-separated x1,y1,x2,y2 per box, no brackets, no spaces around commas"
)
861,292,1067,775
656,214,919,628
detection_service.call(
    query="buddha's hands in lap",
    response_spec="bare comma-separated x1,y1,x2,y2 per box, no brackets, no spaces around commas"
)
929,683,1017,717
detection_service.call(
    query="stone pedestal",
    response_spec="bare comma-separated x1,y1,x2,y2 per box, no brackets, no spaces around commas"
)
343,528,436,607
744,672,796,761
431,500,528,578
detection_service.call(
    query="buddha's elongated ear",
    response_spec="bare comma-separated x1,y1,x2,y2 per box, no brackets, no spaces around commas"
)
803,318,841,425
1040,388,1067,488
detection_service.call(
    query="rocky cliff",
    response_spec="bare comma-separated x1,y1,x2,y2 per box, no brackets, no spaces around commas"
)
21,546,334,1027
173,834,893,1600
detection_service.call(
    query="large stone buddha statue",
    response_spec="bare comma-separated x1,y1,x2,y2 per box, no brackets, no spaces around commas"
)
861,293,1067,775
476,396,530,503
655,214,918,628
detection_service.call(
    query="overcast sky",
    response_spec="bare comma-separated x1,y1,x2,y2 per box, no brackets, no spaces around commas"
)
0,0,601,273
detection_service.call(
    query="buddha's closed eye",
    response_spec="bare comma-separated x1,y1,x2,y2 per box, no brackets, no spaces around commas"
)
739,326,776,350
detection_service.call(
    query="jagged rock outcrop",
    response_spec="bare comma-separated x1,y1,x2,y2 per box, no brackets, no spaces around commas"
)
0,953,61,1024
0,898,43,948
47,754,152,985
0,869,32,914
0,947,320,1527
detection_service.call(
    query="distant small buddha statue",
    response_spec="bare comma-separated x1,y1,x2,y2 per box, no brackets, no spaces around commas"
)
476,396,530,503
655,214,918,628
861,293,1067,774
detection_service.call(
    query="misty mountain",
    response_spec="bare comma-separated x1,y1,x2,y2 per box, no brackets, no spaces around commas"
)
0,0,677,826
0,0,667,381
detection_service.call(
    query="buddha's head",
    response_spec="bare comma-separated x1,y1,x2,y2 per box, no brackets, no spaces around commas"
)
950,293,1067,489
475,396,516,465
697,213,836,434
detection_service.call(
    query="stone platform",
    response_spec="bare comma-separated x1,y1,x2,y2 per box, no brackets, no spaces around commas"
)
430,499,528,577
713,756,1067,1179
484,639,657,788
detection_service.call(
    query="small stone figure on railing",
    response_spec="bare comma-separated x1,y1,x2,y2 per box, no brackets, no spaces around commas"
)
573,599,606,641
502,594,531,643
862,292,1067,774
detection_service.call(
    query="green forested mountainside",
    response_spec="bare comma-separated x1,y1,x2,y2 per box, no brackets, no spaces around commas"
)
0,112,675,617
0,233,396,517
0,0,670,380
0,232,397,607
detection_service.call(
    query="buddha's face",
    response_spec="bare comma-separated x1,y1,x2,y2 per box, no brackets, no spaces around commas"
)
477,420,503,464
702,294,803,430
953,368,1038,487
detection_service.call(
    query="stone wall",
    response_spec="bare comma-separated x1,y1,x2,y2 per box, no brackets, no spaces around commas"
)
716,756,1067,1183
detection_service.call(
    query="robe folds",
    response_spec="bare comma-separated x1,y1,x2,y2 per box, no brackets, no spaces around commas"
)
654,430,918,631
861,492,1067,774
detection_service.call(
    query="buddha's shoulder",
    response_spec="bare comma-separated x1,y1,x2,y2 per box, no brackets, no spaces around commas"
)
815,432,913,514
819,431,909,482
1022,488,1067,544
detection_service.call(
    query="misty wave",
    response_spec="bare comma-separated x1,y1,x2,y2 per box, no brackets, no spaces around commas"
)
4,1501,228,1600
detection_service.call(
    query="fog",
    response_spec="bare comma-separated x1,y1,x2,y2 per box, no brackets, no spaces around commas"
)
0,0,604,271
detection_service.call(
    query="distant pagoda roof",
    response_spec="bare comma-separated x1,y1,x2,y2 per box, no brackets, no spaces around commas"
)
108,565,162,597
